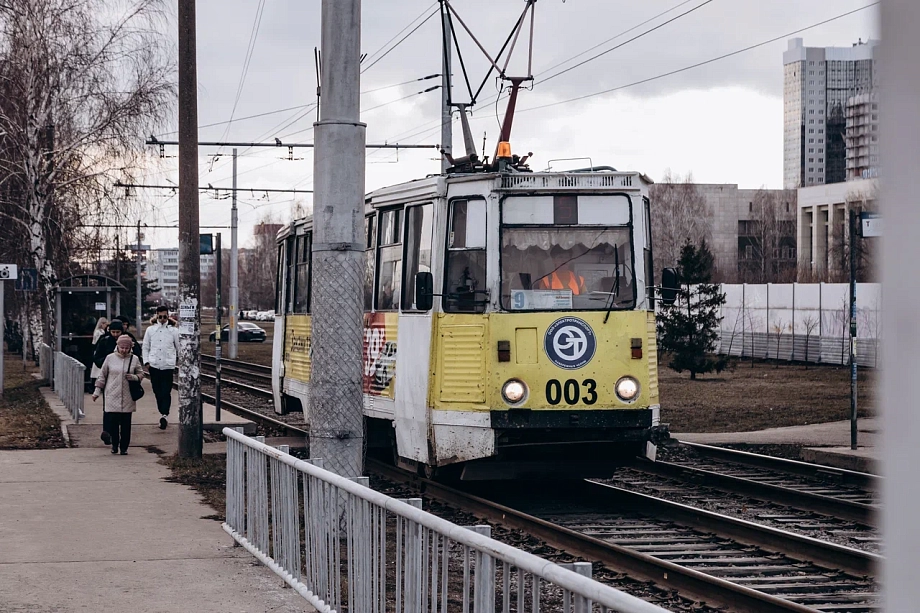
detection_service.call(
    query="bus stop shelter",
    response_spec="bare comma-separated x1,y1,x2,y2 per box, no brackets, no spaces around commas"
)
55,275,127,390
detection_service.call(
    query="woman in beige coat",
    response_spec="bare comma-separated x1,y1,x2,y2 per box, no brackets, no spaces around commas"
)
92,334,144,455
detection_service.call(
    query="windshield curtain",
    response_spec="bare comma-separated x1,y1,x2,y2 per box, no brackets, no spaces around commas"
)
501,227,635,311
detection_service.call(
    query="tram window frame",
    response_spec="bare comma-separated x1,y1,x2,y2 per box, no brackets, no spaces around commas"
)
285,237,296,314
274,243,284,313
401,203,433,311
443,197,487,314
293,232,311,314
364,214,376,311
375,207,403,311
644,196,654,307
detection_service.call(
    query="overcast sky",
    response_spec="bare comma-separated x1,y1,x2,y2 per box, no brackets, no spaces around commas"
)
136,0,878,250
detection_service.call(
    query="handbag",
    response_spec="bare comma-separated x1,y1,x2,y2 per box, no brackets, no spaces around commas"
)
127,355,145,401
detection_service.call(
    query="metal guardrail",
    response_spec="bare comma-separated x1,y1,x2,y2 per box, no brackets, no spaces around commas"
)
39,343,53,384
53,351,84,422
223,428,668,613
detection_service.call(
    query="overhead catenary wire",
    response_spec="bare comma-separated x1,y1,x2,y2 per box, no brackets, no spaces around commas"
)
537,0,716,85
519,1,880,113
362,6,441,74
218,0,267,151
361,1,439,71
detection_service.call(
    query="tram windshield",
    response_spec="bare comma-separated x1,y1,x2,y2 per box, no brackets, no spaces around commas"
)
501,227,634,311
500,193,635,311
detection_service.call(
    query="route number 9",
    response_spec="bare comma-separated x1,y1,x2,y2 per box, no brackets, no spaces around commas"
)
545,378,597,405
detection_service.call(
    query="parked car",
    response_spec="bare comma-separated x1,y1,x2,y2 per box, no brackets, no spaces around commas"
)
209,322,266,342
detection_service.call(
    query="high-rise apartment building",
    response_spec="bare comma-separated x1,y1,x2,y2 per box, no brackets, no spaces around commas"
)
845,92,880,180
783,38,877,189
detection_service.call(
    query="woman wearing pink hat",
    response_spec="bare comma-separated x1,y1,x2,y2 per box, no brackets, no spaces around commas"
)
92,334,145,455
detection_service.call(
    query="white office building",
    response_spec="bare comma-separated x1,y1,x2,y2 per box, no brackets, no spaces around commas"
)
783,38,878,189
147,248,215,306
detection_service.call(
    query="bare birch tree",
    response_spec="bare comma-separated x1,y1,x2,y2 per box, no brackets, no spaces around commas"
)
740,188,797,283
648,170,710,272
0,0,173,343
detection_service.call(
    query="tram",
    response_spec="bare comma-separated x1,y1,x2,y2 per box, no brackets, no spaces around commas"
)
272,157,669,479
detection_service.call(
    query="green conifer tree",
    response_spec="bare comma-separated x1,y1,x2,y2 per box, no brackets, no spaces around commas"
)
658,240,728,379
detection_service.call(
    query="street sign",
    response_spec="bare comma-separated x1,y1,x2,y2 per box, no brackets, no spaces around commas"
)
14,268,37,291
0,264,18,280
861,212,882,238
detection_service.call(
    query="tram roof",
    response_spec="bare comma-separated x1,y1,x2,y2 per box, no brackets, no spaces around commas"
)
279,168,653,240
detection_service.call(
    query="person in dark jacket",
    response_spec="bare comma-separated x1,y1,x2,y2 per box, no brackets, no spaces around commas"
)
113,315,142,353
93,320,142,368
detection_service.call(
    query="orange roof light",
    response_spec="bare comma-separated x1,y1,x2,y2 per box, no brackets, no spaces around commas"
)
496,141,512,159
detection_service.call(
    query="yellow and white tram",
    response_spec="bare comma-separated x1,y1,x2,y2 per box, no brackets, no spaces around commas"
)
273,168,668,479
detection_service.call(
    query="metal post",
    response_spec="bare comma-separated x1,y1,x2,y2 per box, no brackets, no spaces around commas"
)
229,148,239,359
136,220,142,334
115,233,121,316
849,209,857,449
440,3,452,174
310,0,366,477
177,0,202,458
215,233,222,422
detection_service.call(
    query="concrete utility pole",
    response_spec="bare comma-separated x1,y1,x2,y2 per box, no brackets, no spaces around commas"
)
177,0,202,458
309,0,366,477
229,148,238,359
440,4,452,174
881,2,919,607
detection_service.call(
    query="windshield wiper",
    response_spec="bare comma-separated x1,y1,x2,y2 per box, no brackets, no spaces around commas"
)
603,244,620,324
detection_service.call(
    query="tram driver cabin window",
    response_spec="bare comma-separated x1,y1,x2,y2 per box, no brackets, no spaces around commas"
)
445,199,487,313
376,208,402,311
291,233,311,314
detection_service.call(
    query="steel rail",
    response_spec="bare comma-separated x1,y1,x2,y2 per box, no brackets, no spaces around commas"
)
198,371,273,399
584,480,879,577
634,458,877,527
199,389,308,436
367,459,827,613
200,354,272,375
680,441,879,488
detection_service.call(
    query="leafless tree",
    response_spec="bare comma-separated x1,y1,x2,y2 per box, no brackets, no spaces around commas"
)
0,0,173,344
739,188,797,283
649,170,710,272
241,213,285,311
801,313,819,368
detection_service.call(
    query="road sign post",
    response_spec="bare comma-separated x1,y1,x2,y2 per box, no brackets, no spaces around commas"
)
0,264,20,397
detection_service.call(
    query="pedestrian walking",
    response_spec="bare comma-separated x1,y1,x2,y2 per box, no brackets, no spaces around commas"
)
92,335,144,455
113,315,143,359
89,317,109,382
143,305,179,430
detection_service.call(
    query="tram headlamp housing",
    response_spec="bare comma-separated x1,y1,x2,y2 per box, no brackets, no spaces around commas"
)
501,379,528,405
615,376,640,403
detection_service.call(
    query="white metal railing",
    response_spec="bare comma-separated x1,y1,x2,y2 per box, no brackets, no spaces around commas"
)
39,342,53,384
53,351,85,422
223,428,668,613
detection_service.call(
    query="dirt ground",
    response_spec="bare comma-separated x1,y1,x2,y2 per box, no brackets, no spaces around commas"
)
658,356,876,433
0,353,67,450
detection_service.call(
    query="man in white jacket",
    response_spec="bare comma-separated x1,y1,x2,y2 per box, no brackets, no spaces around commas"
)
143,305,180,430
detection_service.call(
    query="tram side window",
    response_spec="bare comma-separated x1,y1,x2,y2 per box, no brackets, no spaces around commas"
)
444,199,486,313
364,214,376,311
293,233,311,313
275,244,284,313
376,208,402,310
285,237,296,314
402,203,433,310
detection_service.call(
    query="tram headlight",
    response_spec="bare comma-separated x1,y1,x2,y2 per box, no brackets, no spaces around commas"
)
501,379,528,405
615,376,640,403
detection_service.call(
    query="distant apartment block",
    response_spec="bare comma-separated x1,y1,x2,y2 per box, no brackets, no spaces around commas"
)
845,92,880,180
146,248,216,306
783,38,878,189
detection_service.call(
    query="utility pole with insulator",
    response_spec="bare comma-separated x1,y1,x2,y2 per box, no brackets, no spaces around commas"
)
309,0,366,477
177,0,202,458
229,148,239,359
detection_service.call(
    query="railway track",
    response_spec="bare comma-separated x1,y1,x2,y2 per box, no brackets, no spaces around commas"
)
196,355,273,399
369,460,880,613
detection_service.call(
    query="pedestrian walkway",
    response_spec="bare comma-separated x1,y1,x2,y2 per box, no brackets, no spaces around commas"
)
64,386,256,453
675,417,879,473
0,383,312,612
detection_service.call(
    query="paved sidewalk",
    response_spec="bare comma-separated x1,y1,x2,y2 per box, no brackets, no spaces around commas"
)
675,417,880,473
0,447,311,612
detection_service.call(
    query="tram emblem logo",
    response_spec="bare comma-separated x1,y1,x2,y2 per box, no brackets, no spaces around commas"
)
544,317,596,370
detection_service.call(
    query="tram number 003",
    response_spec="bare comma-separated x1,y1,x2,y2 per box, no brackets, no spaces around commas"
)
545,379,597,406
